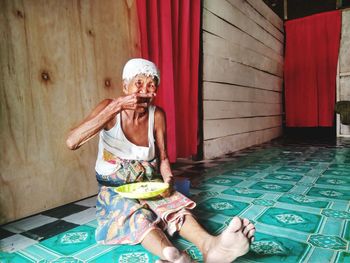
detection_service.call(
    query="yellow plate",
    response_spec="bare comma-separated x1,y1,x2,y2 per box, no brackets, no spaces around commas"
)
115,182,169,199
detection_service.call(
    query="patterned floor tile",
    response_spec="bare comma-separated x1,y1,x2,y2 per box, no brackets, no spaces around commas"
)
192,190,221,200
256,208,322,233
264,173,302,182
287,161,319,167
249,182,294,192
0,234,38,253
328,163,350,170
321,209,350,220
185,246,203,262
277,194,329,208
252,199,276,207
196,198,249,216
21,243,61,262
304,157,334,162
316,177,350,187
306,187,350,201
343,221,350,241
75,196,97,208
62,208,96,225
238,164,271,171
2,137,350,262
22,220,79,241
203,177,242,186
221,170,257,177
2,215,57,234
40,225,96,256
50,256,84,263
86,244,159,262
240,232,309,263
222,188,263,198
273,156,297,162
276,166,311,174
308,234,347,250
0,251,36,263
337,252,350,263
0,228,14,240
322,169,350,176
42,204,90,219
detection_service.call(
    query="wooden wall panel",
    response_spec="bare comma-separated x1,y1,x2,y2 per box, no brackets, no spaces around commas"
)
204,116,282,140
338,76,350,135
203,32,283,77
204,127,283,159
204,54,282,92
204,101,282,120
0,0,140,223
202,0,284,159
337,9,350,137
203,9,283,64
246,0,284,31
203,82,282,103
204,0,283,55
338,76,350,99
227,0,283,42
339,10,350,73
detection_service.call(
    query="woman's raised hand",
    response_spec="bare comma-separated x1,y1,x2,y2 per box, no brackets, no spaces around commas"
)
117,92,156,111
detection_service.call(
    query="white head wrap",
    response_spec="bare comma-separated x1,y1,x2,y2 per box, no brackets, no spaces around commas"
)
122,58,160,85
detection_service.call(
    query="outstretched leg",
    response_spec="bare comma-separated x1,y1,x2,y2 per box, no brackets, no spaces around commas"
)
141,228,193,263
155,247,194,263
179,215,255,262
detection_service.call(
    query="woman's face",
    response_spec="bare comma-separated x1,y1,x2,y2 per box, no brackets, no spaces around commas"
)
124,74,158,95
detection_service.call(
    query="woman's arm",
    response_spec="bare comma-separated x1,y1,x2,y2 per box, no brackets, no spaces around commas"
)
66,98,120,150
66,93,155,150
154,108,173,184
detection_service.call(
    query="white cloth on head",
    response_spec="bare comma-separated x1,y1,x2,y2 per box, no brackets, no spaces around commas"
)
122,58,160,85
95,105,156,175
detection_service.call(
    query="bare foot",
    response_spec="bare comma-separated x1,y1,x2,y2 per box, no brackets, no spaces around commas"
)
156,246,194,263
242,218,256,242
204,217,254,263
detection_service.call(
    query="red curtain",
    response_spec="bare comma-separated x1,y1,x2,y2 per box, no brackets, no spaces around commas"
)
284,11,341,127
136,0,200,162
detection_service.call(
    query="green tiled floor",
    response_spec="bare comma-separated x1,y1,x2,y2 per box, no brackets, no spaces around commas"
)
1,139,350,262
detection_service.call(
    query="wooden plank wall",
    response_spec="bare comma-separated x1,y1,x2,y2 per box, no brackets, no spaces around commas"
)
337,9,350,136
202,0,284,159
0,0,140,223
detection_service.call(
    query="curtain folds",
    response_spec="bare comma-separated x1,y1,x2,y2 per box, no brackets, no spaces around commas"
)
137,0,200,162
284,10,341,127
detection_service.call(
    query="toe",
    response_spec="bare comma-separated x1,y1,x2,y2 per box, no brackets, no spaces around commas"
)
243,224,255,236
227,217,243,232
242,218,250,227
247,228,255,239
178,252,193,263
163,247,181,261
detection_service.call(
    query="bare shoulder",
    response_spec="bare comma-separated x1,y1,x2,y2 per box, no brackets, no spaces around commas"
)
155,106,166,119
154,106,166,131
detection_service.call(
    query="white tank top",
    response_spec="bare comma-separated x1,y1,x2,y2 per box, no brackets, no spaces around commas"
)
95,105,156,175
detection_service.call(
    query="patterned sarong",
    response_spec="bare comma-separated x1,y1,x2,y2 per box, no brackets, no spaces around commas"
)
95,153,196,245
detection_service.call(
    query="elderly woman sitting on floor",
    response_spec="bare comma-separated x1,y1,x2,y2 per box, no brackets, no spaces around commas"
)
66,58,255,262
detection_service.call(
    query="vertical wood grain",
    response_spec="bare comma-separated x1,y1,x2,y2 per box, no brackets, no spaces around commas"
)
0,0,140,223
202,0,284,159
